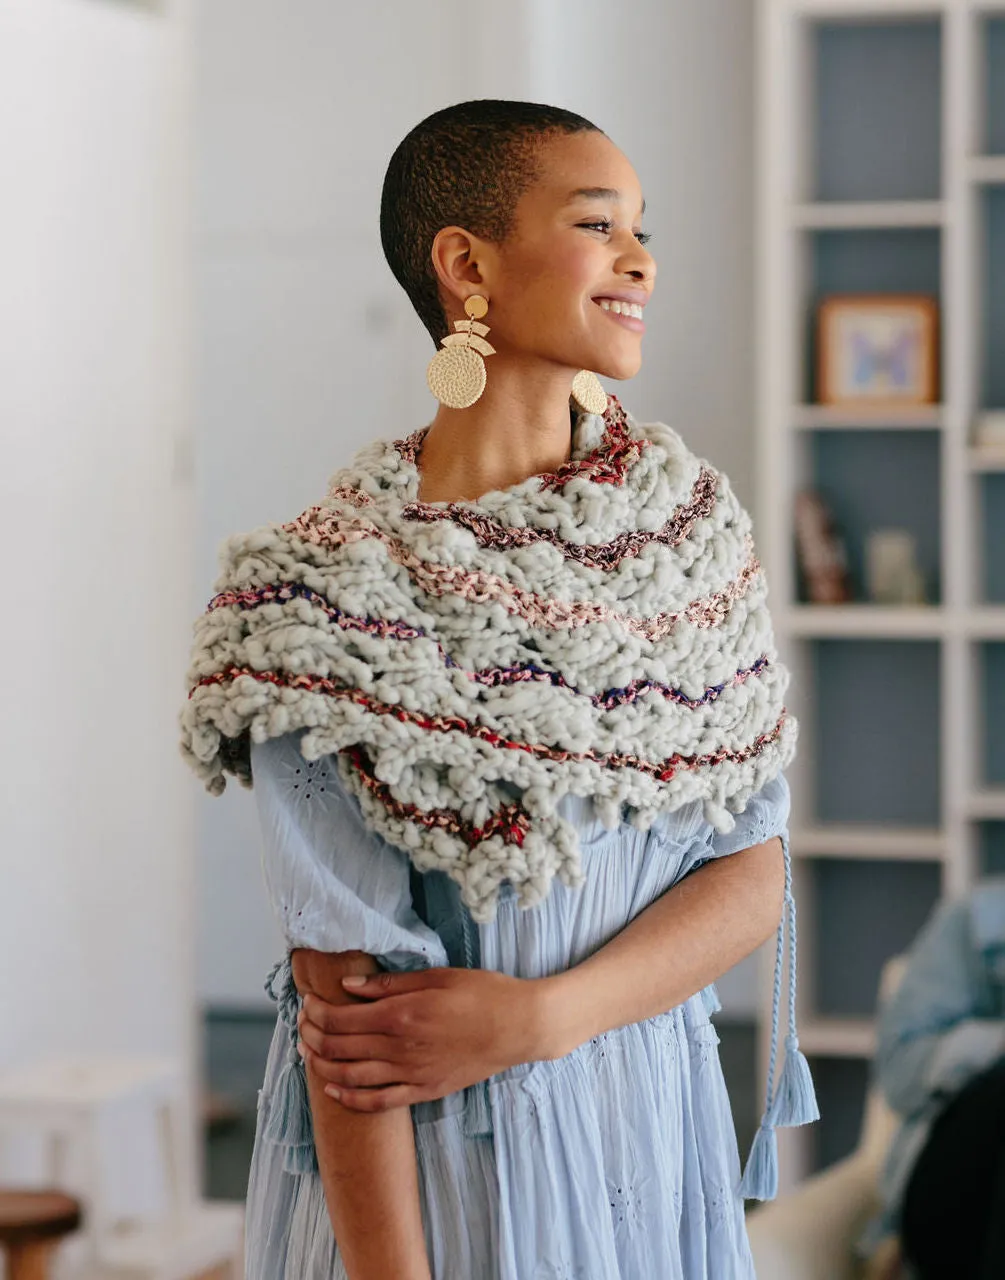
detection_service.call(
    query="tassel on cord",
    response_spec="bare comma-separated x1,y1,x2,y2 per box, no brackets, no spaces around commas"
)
741,835,819,1199
740,903,784,1201
701,983,722,1017
770,844,820,1129
770,1032,819,1128
463,1079,494,1139
740,1123,778,1202
263,954,319,1169
283,1141,320,1177
737,1126,778,1203
263,1058,314,1146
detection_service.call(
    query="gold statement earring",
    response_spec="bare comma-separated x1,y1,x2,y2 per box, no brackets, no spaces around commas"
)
570,370,609,416
426,294,495,408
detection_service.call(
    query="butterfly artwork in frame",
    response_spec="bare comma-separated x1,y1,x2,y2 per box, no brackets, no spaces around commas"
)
817,294,939,407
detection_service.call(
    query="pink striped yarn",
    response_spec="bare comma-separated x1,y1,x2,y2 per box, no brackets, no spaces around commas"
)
195,662,788,785
281,508,760,639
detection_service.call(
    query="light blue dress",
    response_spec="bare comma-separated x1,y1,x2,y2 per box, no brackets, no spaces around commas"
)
244,729,791,1280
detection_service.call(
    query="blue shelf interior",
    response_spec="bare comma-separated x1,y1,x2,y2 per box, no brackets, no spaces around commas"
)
987,17,1005,156
983,475,1005,604
813,858,942,1017
814,20,942,201
808,229,941,401
983,189,1005,409
813,640,941,825
981,822,1005,877
983,643,1005,787
806,430,941,604
808,1056,870,1172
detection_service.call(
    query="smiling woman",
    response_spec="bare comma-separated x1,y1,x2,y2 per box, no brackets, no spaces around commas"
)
181,98,814,1280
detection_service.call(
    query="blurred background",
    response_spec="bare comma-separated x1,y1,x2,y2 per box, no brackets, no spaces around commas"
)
2,0,1003,1276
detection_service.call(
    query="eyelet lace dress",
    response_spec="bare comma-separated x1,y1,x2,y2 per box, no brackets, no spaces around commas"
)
244,730,791,1280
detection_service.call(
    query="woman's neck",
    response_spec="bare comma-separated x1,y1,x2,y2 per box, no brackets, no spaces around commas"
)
416,364,577,504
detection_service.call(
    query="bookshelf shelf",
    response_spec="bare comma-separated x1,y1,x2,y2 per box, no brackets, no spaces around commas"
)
800,1017,876,1059
969,790,1005,819
791,403,945,429
968,446,1005,470
792,825,946,859
968,155,1005,184
792,199,945,227
967,607,1005,638
785,605,947,638
759,0,1004,1183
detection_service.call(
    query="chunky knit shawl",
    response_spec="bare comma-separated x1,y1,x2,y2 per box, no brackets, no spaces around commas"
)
181,397,796,923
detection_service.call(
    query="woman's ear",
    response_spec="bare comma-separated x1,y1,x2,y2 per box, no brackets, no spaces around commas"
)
430,226,493,313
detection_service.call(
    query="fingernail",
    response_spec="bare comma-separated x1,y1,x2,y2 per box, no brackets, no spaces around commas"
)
342,976,367,988
325,1086,342,1100
296,1041,306,1058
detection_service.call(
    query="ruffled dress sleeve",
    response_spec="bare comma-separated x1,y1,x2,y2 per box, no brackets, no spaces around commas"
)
675,775,792,876
245,730,448,1236
252,729,448,969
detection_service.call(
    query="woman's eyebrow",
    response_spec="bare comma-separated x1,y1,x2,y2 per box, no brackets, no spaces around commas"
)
565,187,646,217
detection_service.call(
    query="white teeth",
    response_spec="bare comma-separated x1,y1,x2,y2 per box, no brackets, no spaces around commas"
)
598,298,643,318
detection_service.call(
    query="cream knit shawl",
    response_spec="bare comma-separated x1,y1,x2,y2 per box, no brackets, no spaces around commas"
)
181,398,796,922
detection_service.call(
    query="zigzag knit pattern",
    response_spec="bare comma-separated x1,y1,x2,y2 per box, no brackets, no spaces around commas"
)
181,397,797,921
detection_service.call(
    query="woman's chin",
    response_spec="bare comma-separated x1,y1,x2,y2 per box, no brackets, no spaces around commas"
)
593,354,643,382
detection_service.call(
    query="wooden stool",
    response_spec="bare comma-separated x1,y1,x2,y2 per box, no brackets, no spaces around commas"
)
0,1190,81,1280
0,1057,243,1278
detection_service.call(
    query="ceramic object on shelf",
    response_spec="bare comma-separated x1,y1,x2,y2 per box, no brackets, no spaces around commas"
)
865,529,927,606
974,411,1005,450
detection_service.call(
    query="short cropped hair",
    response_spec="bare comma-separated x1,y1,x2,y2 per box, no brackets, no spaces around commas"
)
380,99,600,344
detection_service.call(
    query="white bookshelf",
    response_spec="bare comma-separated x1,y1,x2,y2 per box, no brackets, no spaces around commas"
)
969,788,1005,818
799,1016,878,1059
791,199,947,227
969,154,1005,180
967,609,1005,637
758,0,1005,1184
969,445,1005,468
791,402,947,428
784,604,948,637
791,824,947,859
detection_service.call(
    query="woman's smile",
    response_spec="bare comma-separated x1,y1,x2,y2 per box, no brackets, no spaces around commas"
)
592,290,648,332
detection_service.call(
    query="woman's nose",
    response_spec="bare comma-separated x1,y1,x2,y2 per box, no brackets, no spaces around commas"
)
626,255,656,284
619,238,656,285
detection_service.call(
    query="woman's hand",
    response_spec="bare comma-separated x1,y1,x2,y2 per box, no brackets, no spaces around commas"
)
297,967,560,1113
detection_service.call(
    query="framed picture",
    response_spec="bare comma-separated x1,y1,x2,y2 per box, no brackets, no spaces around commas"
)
817,294,939,406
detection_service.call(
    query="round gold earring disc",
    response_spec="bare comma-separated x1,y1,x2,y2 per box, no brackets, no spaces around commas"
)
427,346,487,409
571,369,609,415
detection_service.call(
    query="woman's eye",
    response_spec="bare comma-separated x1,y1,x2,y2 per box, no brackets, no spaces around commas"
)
579,220,652,247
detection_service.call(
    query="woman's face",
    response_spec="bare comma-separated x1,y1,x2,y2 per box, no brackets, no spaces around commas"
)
481,130,656,382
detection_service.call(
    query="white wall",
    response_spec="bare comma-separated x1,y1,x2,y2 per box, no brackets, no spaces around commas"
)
194,0,761,1013
0,0,195,1081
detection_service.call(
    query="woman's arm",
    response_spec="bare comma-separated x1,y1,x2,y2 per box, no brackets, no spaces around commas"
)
290,947,432,1280
541,833,785,1056
298,836,785,1112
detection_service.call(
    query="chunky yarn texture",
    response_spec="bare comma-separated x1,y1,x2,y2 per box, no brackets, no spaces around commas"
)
181,398,796,922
